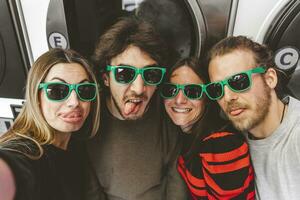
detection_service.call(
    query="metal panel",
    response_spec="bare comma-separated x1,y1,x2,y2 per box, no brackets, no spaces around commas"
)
0,0,27,98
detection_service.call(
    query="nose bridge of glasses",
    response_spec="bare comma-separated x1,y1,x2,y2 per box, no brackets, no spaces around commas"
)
65,88,80,105
223,83,239,101
130,73,146,93
175,88,188,103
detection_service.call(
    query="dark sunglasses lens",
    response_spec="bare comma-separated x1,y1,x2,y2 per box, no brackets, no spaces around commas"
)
144,68,163,84
184,85,202,99
161,84,178,98
206,83,223,99
46,84,69,100
78,84,96,100
115,67,136,83
228,73,250,91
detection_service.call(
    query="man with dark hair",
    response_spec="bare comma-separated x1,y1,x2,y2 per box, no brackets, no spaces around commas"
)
86,16,187,200
207,35,300,199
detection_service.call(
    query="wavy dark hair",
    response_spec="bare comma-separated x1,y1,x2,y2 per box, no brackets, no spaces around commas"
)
164,57,227,159
92,16,170,87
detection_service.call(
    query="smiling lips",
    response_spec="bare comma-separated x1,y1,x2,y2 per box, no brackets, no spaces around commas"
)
172,107,192,113
60,111,84,123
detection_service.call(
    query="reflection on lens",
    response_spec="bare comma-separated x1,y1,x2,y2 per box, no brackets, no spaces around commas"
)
206,83,223,99
228,73,250,91
161,84,178,98
184,85,202,99
115,67,136,83
47,83,69,100
144,68,163,84
78,84,96,100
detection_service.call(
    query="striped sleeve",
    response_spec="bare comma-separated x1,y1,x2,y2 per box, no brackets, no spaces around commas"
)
199,132,255,200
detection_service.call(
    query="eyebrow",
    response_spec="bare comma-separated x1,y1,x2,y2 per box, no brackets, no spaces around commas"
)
49,77,90,83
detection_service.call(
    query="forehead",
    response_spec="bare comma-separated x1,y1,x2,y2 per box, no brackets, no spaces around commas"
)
208,50,256,82
170,66,203,84
110,45,157,68
44,63,89,82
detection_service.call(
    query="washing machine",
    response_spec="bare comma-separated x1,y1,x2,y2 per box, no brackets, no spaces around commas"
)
0,0,237,134
0,0,32,133
46,0,237,59
231,0,300,99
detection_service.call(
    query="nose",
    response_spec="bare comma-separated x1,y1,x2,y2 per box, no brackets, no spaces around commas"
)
66,90,80,108
223,85,238,102
175,90,187,105
130,74,145,95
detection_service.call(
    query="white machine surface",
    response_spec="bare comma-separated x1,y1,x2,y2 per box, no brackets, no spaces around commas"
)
233,0,300,99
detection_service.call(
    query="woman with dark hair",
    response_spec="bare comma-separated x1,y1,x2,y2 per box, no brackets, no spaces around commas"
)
160,57,255,199
0,48,101,200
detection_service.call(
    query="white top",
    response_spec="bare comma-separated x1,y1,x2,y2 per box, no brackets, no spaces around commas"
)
246,97,300,200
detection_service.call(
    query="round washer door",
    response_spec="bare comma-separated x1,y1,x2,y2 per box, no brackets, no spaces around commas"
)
47,0,206,59
265,1,300,99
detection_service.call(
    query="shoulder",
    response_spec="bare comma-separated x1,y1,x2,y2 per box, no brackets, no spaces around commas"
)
0,147,37,195
0,157,16,200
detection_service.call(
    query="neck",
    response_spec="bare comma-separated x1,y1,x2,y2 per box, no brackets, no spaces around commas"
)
53,132,71,150
249,95,286,139
181,124,193,134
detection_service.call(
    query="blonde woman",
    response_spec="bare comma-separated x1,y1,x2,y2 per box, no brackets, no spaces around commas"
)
0,48,100,200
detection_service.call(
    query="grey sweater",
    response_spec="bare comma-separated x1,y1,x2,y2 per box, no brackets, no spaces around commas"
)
86,96,188,200
246,97,300,200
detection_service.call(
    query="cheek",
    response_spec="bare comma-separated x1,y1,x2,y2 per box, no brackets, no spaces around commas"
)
164,99,174,112
110,81,128,96
145,86,156,96
191,100,205,116
40,99,60,122
82,102,91,117
217,98,226,110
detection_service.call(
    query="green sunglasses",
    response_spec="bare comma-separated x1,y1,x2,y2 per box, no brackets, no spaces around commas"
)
107,65,166,85
206,66,266,100
39,82,97,102
160,83,206,100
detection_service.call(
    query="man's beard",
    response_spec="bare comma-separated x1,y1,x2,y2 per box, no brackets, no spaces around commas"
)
225,83,272,132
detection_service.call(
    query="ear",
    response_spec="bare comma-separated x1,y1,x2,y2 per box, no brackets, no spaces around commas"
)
102,73,110,87
264,68,278,89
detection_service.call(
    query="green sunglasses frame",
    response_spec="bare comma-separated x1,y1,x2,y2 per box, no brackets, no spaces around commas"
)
206,66,266,100
160,83,206,100
107,65,166,85
39,82,97,102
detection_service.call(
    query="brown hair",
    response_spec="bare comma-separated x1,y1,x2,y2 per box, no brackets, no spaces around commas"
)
165,57,208,84
164,57,227,159
92,16,169,79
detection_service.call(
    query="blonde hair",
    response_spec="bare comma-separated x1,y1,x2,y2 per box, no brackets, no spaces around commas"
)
0,48,100,159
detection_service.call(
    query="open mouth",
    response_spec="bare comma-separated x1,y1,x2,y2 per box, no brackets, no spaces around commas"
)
171,107,192,113
124,98,143,115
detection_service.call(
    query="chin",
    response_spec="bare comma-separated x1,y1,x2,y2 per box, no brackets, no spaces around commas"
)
123,114,143,120
172,119,187,126
56,124,83,133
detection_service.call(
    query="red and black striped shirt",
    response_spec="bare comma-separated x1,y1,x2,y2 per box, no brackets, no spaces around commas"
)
178,132,255,200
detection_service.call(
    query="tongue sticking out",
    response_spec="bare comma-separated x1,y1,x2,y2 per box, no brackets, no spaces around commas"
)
124,102,141,115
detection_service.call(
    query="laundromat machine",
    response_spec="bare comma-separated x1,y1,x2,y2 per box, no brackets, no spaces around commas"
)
0,0,299,134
